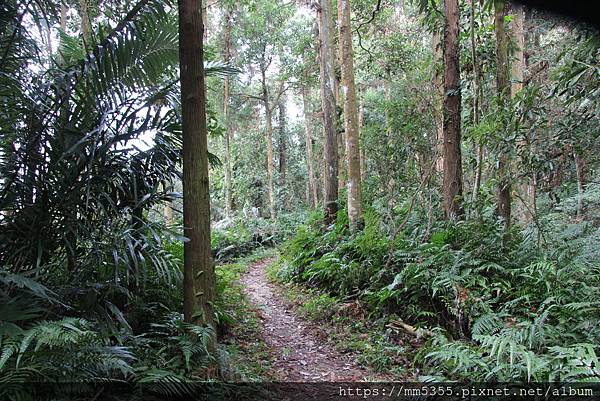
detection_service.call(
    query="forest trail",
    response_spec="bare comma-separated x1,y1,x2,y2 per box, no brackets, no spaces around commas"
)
240,258,386,382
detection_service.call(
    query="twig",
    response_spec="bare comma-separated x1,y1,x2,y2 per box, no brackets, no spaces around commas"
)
512,190,548,247
230,92,264,102
387,320,434,337
383,155,438,270
354,0,383,59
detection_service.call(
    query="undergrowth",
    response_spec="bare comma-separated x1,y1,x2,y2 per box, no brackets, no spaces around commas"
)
0,241,275,400
210,212,308,262
268,261,411,378
277,200,600,382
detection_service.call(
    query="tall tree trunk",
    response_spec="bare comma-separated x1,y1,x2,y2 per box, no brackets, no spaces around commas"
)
442,0,464,219
222,10,234,217
278,99,287,189
494,0,511,227
359,98,366,184
258,49,276,219
301,83,319,208
264,104,276,219
261,64,276,219
383,77,396,198
574,150,586,218
383,76,393,139
511,3,532,223
470,0,483,203
57,2,68,62
334,6,346,199
162,181,174,225
79,0,92,50
163,202,173,225
432,32,444,176
318,0,339,224
45,17,53,64
511,4,525,96
178,0,216,359
202,0,208,40
338,127,346,195
338,0,362,228
60,3,67,32
56,4,79,272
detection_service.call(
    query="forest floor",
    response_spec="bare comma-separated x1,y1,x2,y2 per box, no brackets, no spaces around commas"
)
238,256,396,382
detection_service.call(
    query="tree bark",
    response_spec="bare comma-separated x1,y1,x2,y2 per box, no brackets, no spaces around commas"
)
79,0,92,50
58,2,68,62
317,0,339,224
494,0,511,227
202,0,208,40
359,98,366,184
442,0,464,219
260,60,276,219
574,150,586,218
470,0,483,203
511,3,532,223
278,99,287,189
338,0,362,228
432,31,445,176
334,3,345,198
223,9,234,217
163,181,174,226
511,3,525,96
178,0,216,358
301,83,319,208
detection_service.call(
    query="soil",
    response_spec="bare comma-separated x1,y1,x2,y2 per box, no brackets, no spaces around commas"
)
239,257,389,382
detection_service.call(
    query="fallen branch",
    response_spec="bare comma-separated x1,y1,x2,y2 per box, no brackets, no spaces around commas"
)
387,320,434,338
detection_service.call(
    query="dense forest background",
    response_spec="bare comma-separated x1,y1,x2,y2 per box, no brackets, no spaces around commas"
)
1,0,599,397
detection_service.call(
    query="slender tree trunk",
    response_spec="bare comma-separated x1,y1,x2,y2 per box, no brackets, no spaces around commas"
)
442,0,464,219
79,0,91,50
432,32,444,176
162,182,174,225
470,0,483,203
202,0,208,40
278,99,287,189
60,3,67,31
265,104,276,219
530,174,537,223
511,4,525,96
44,17,53,65
55,4,79,271
223,10,234,216
494,0,511,227
318,0,339,224
163,203,173,225
574,150,586,218
338,128,346,195
338,0,362,228
301,83,319,208
359,98,366,184
334,9,346,198
57,3,68,65
383,78,392,137
511,3,531,223
261,64,276,219
223,125,234,216
383,78,395,198
178,0,216,359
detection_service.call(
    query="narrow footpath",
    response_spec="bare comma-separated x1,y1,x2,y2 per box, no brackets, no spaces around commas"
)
239,257,388,382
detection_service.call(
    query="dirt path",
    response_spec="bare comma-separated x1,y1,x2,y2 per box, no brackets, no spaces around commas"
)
240,257,385,382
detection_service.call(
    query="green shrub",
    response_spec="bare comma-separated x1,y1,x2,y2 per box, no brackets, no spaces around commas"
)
298,293,339,321
278,206,600,381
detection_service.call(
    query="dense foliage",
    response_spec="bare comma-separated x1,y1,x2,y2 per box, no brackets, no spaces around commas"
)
279,189,600,380
1,0,599,395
